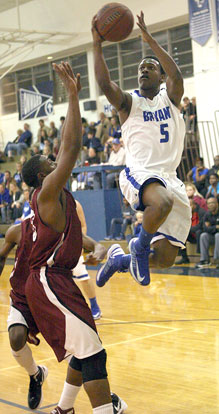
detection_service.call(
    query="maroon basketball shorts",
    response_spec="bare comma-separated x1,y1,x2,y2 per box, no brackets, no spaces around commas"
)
25,266,103,362
8,289,39,337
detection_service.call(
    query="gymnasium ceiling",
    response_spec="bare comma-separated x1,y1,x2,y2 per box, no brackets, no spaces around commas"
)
0,0,188,76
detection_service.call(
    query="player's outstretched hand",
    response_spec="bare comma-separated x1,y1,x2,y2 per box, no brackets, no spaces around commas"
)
91,15,104,44
136,11,152,43
53,62,80,96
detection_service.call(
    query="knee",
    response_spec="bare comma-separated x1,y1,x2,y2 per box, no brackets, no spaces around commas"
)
81,349,108,383
154,193,174,219
9,327,27,351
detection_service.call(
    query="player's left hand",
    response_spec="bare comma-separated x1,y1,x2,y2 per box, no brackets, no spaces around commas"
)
136,11,151,42
84,244,107,265
53,61,80,97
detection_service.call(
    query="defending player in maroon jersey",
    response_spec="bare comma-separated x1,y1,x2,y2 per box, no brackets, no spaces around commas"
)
22,62,124,414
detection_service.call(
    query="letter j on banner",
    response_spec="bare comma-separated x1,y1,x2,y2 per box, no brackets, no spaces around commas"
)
188,0,212,45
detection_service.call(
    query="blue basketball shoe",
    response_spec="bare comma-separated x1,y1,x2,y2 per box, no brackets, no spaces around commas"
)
96,244,127,287
129,238,151,286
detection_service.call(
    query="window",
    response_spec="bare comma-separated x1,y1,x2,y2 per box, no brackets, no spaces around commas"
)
33,63,51,85
99,24,193,95
69,53,89,100
1,73,17,114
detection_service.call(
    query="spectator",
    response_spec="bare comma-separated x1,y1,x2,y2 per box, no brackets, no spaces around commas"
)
13,162,23,188
206,173,219,199
38,129,48,151
4,129,23,156
20,155,27,166
187,157,208,197
108,115,121,139
133,211,143,238
37,119,49,143
87,127,103,152
182,97,194,133
52,137,60,159
48,121,58,140
104,198,135,240
176,199,206,264
9,180,22,220
96,112,110,145
57,116,65,140
0,183,11,223
4,170,12,190
7,124,32,158
93,138,126,189
185,182,208,211
14,189,31,224
196,197,219,268
30,144,41,157
207,155,219,183
77,148,100,189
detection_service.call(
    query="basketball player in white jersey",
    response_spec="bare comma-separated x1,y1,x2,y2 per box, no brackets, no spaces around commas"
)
92,11,191,286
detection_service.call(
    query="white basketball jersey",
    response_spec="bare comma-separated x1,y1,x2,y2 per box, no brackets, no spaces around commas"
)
121,88,185,172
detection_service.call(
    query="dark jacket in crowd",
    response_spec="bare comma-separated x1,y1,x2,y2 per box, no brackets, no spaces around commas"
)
202,210,219,234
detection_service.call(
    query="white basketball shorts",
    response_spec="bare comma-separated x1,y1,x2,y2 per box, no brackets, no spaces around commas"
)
119,167,191,248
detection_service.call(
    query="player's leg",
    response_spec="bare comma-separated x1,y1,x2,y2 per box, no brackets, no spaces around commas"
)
128,181,173,283
149,238,178,268
73,256,101,320
80,350,127,413
79,278,102,320
51,363,82,414
8,304,48,409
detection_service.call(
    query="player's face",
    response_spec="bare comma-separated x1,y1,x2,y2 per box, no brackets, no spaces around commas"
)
40,155,57,176
138,59,162,90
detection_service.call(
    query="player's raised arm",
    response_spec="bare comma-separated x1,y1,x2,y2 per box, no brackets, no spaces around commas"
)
92,16,132,119
0,224,21,275
40,62,82,198
137,11,183,107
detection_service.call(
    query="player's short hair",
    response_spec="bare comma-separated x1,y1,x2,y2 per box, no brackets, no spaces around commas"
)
141,55,165,75
22,155,42,188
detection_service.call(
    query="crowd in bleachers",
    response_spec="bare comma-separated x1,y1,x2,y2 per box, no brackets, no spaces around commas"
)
1,99,218,268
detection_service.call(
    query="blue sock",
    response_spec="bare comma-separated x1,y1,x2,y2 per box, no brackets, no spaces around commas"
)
135,227,154,252
114,254,131,272
89,297,98,308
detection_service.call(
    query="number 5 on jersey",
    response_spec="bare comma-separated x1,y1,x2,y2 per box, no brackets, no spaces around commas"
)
160,123,169,143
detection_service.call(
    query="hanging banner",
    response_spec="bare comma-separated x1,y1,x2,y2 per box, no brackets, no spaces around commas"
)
216,0,219,41
188,0,212,46
18,80,53,120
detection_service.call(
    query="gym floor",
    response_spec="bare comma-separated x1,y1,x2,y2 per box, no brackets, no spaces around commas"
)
1,262,219,413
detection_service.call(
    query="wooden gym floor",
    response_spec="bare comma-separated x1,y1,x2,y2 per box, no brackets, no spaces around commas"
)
1,262,219,414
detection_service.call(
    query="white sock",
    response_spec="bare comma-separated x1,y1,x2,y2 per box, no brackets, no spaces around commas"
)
11,344,38,376
58,382,81,410
93,403,113,414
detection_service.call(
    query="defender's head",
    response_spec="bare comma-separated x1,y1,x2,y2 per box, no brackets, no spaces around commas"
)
22,155,56,188
138,56,165,92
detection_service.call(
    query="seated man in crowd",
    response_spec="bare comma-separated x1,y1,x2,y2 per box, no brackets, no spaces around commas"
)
14,189,31,224
0,183,11,223
95,112,110,145
6,124,32,159
13,162,23,188
176,199,206,264
105,197,134,241
196,197,219,268
187,157,209,197
206,173,219,199
207,155,219,183
93,138,126,189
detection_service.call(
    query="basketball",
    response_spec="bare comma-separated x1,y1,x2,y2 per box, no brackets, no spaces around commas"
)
96,3,134,42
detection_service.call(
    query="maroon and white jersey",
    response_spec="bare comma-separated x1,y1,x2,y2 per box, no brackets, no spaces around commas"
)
10,218,32,298
29,188,82,272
